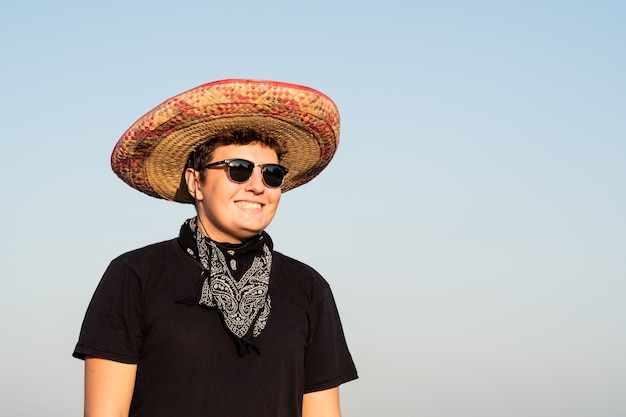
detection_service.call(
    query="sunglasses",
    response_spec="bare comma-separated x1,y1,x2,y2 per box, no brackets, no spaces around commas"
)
200,158,289,188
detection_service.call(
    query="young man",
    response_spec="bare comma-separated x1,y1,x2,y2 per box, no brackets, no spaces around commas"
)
73,79,358,417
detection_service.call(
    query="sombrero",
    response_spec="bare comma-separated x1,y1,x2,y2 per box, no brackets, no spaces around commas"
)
111,79,340,203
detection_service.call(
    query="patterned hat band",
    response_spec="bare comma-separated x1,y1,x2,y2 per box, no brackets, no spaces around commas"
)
111,79,340,203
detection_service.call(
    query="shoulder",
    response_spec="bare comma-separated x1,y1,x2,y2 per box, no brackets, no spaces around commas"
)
105,238,187,279
272,251,323,278
113,239,181,264
271,251,333,296
95,238,198,301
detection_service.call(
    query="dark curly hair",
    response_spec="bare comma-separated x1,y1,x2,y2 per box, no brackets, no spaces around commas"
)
185,129,285,182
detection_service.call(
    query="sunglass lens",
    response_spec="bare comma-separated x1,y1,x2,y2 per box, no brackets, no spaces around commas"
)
227,159,254,183
262,165,287,187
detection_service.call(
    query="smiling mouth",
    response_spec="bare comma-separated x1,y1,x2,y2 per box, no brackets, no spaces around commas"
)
236,201,263,209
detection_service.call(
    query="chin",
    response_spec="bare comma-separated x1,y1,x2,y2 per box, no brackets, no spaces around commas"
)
240,229,264,239
231,226,262,238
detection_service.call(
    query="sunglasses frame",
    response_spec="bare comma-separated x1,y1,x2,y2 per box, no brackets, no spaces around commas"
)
200,158,289,188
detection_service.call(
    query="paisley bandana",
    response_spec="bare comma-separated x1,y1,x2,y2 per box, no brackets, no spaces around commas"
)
179,217,272,356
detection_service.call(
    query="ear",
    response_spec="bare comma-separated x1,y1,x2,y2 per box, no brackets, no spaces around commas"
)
184,168,204,201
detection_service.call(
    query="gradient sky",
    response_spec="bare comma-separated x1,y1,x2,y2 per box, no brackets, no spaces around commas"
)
1,1,625,416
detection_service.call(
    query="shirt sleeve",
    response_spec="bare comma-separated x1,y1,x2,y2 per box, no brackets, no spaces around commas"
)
303,272,358,393
73,256,144,364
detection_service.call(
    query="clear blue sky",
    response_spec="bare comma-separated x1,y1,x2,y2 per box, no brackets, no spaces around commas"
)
1,1,625,416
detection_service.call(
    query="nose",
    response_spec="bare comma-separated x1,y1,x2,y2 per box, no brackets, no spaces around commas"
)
245,166,265,193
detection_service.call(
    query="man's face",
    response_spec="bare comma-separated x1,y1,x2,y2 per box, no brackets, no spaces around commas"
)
190,143,282,243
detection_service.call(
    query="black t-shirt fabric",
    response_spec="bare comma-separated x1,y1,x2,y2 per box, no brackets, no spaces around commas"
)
73,237,358,417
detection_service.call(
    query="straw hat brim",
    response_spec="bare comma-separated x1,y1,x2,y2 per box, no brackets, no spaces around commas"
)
111,79,340,203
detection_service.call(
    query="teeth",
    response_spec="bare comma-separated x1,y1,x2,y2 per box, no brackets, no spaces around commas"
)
236,201,262,209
